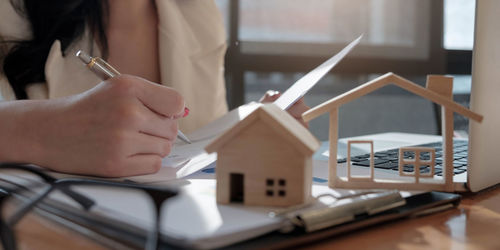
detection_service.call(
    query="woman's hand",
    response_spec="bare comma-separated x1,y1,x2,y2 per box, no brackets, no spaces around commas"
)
259,90,310,128
0,75,184,177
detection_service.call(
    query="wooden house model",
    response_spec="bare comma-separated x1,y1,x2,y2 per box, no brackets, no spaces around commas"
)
205,103,320,207
302,73,483,192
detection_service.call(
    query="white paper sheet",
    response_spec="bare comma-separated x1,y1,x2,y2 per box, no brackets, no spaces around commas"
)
274,35,362,110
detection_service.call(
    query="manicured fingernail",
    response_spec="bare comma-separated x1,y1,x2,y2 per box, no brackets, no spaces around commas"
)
172,107,189,119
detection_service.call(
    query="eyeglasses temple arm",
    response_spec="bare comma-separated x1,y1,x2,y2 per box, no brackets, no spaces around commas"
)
0,164,96,210
6,185,54,226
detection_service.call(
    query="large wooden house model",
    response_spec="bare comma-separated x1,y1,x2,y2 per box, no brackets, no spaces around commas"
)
302,73,483,192
205,104,320,207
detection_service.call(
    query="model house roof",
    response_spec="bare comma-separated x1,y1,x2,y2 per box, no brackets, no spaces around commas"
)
205,103,320,155
302,72,483,123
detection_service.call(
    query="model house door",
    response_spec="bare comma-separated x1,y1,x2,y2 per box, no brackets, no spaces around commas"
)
230,173,244,203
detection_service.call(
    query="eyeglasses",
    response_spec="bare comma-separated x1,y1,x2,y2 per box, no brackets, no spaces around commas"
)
0,163,178,250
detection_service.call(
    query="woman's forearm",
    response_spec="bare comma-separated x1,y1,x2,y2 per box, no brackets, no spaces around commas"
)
0,99,50,164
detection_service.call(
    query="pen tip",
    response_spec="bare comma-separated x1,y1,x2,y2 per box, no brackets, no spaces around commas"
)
76,50,92,64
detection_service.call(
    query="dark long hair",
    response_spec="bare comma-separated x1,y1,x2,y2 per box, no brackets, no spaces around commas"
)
1,0,109,99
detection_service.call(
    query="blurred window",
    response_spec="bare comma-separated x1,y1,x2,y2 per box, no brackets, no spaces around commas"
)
237,0,431,59
444,0,475,50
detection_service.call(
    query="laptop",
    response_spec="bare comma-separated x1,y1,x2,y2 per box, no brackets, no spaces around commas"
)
334,0,500,192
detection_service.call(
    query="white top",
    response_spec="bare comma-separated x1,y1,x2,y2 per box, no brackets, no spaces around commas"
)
0,0,228,133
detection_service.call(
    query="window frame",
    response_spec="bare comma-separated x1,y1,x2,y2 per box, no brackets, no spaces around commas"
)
224,0,470,109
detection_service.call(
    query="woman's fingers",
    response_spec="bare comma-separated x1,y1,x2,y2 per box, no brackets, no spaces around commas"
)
137,103,179,140
129,76,185,118
128,132,173,158
260,89,310,128
288,97,310,118
259,90,281,103
122,154,163,177
288,97,310,128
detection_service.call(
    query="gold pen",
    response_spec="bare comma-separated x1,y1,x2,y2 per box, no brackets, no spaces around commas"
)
76,50,192,144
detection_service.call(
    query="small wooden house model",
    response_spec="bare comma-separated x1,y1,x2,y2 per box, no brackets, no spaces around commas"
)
302,73,483,192
205,104,320,207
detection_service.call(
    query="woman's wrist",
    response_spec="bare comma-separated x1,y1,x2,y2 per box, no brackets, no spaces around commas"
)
0,99,57,164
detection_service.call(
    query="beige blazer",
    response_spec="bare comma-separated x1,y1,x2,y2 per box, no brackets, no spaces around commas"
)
0,0,228,133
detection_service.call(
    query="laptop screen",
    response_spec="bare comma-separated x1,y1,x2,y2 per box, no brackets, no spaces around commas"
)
467,0,500,191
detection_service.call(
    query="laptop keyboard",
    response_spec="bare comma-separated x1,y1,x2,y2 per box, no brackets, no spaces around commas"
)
337,140,469,176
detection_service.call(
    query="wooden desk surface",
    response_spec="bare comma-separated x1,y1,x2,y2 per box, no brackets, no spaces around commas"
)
13,185,500,250
303,185,500,250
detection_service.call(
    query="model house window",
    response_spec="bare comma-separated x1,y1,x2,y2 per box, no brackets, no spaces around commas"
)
266,178,286,197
